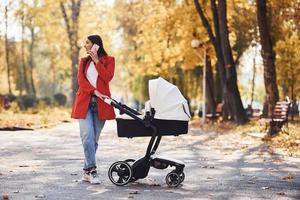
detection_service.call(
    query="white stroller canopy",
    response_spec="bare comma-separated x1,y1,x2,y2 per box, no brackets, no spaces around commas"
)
148,77,191,121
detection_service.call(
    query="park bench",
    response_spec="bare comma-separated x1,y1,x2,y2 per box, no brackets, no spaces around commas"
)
260,97,291,136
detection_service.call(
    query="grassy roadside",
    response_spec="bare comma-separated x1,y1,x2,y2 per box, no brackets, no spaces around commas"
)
190,117,300,157
0,106,73,130
1,107,299,156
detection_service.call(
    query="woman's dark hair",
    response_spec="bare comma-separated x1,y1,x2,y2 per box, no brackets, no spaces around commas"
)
87,34,107,58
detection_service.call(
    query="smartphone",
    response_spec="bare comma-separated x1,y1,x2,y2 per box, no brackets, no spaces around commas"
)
91,44,100,54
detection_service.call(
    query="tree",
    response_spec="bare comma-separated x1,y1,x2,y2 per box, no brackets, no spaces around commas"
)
205,54,216,115
114,0,210,105
4,1,13,95
15,0,42,96
231,0,257,66
276,33,300,103
28,26,36,97
60,0,82,102
256,0,279,117
194,0,247,124
19,0,30,95
31,0,71,97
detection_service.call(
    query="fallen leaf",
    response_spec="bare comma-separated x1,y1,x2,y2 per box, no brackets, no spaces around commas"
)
150,183,160,186
2,193,9,200
267,148,274,155
282,174,294,180
35,194,46,199
276,192,285,196
129,191,139,195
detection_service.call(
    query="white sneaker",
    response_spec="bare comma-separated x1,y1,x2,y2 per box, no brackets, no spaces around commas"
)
89,170,101,184
82,171,91,182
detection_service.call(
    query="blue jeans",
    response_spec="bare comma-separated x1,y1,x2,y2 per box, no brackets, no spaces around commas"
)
79,96,105,171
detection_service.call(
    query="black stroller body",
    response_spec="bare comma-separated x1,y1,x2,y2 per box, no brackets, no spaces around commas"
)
105,77,190,187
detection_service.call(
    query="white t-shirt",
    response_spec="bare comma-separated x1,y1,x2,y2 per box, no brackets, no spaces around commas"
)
86,61,98,88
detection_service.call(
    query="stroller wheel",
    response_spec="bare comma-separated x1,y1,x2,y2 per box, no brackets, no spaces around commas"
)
124,159,137,182
171,170,185,183
166,172,181,187
108,161,133,186
179,172,185,183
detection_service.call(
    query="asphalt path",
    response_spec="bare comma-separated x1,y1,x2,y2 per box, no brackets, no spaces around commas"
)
0,121,299,200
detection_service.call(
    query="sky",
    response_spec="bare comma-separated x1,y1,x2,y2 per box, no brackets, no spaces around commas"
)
0,0,21,40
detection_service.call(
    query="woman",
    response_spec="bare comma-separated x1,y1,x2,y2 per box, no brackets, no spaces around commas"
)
71,34,116,184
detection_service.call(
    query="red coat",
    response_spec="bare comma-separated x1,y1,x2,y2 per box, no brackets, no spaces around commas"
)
71,55,116,120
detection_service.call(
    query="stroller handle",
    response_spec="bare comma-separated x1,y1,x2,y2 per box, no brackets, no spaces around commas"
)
102,96,149,125
100,95,118,105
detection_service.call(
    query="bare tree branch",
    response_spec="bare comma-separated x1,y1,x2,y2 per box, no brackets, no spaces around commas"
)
59,0,83,101
194,0,217,48
60,1,73,47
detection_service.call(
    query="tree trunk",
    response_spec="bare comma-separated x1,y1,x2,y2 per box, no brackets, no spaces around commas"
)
217,0,247,124
291,72,295,121
60,0,82,102
50,57,56,95
250,50,257,106
256,0,279,117
29,27,36,97
21,2,30,95
210,0,230,119
210,0,226,86
214,64,222,103
194,0,247,124
71,48,80,98
17,64,22,96
5,4,12,95
205,55,216,115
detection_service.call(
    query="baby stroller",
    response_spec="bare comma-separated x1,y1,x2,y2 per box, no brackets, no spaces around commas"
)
103,77,191,187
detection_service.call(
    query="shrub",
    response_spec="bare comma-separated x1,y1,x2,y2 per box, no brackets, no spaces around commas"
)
18,95,37,110
38,97,52,106
53,93,67,106
5,94,17,102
